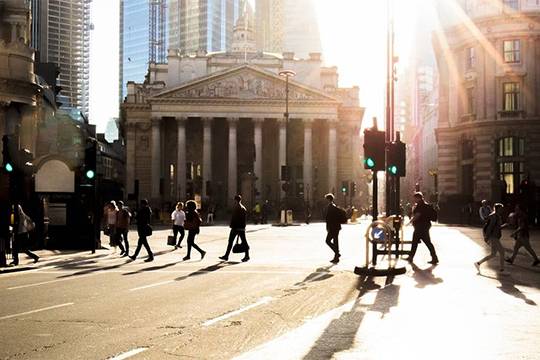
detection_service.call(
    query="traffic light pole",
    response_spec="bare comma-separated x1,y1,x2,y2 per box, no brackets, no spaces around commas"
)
372,171,378,221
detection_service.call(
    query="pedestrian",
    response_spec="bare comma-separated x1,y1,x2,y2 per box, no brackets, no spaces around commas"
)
505,204,540,267
219,195,250,262
475,203,507,274
171,202,185,249
183,200,206,261
253,202,261,224
116,201,131,257
406,192,439,264
261,200,270,224
10,204,39,266
104,201,124,254
129,199,154,262
206,203,215,225
479,200,491,223
324,193,342,264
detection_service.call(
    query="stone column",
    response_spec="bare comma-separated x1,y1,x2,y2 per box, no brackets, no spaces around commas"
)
253,118,264,196
151,117,161,200
303,119,313,202
328,120,338,194
228,118,238,206
125,123,136,195
202,117,212,199
176,117,187,200
278,118,287,199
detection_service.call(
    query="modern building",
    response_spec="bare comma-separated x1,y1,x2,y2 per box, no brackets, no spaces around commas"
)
255,0,321,58
121,16,364,214
30,0,92,116
433,0,540,222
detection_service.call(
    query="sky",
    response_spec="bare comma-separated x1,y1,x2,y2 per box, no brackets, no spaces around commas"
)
89,0,432,132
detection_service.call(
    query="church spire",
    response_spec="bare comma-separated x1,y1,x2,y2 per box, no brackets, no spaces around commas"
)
231,0,256,56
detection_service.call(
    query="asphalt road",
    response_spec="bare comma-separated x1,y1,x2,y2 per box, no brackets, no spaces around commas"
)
1,221,539,359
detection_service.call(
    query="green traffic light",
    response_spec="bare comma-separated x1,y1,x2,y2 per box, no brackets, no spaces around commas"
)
341,187,346,193
85,169,95,179
389,165,398,175
365,158,375,168
5,163,13,172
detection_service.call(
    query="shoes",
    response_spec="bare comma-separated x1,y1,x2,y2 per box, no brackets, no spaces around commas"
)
144,257,154,262
219,256,228,261
474,262,480,273
330,257,340,264
121,253,129,257
241,256,250,262
183,256,190,261
128,256,136,261
505,258,514,265
33,256,39,264
119,251,125,256
8,262,17,267
174,245,182,249
533,259,540,267
201,251,206,260
428,259,439,265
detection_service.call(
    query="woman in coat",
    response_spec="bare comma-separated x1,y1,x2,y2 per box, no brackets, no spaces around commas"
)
183,200,206,261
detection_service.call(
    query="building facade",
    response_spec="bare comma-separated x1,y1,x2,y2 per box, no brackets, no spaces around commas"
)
30,0,92,116
434,0,540,219
121,20,363,212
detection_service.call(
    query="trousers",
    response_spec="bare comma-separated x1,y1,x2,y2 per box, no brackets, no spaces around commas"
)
409,227,438,261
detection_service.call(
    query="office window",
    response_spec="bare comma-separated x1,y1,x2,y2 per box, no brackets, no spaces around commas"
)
503,82,519,111
503,39,520,63
466,88,475,114
503,0,519,10
466,47,475,69
497,137,525,194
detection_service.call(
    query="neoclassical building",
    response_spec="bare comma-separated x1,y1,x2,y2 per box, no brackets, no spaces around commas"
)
121,16,364,210
433,0,540,211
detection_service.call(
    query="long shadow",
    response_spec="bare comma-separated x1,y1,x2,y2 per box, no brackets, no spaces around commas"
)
174,261,240,283
55,260,131,278
410,263,444,288
122,260,180,275
479,273,537,306
302,275,400,360
294,264,336,287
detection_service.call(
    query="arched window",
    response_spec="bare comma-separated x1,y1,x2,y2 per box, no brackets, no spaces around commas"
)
497,136,525,194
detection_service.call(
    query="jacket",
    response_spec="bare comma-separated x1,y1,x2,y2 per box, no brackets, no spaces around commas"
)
325,203,342,232
230,203,247,230
116,208,131,229
136,206,151,228
412,201,432,229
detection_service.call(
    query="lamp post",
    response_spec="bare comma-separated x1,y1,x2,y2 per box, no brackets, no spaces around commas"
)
278,69,296,210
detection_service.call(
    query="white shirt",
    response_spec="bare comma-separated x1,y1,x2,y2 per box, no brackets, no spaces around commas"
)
171,209,185,226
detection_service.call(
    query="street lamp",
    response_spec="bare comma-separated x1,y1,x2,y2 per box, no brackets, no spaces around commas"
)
278,70,296,211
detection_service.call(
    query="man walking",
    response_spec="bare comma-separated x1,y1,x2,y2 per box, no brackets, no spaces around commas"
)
324,193,342,264
475,203,507,274
129,199,154,262
479,200,491,223
506,204,540,267
116,201,131,257
219,195,250,262
407,192,439,264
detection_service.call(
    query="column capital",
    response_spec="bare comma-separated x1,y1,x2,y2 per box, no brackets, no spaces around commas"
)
328,118,338,127
202,117,213,126
151,117,161,126
227,117,240,124
303,118,314,127
176,116,187,124
252,117,265,124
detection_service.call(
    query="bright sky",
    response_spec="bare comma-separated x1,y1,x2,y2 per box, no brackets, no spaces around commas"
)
89,0,432,131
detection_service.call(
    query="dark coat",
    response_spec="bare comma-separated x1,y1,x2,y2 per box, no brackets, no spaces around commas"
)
325,203,342,232
412,201,431,229
230,203,247,230
136,206,151,228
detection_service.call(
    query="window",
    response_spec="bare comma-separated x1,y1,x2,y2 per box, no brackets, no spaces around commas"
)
503,82,520,111
503,0,519,10
503,40,520,63
466,47,475,69
497,137,525,194
466,88,475,114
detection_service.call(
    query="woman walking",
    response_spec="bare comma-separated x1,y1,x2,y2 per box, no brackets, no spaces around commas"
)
129,199,154,262
506,204,540,267
171,202,186,249
475,203,507,274
104,201,125,254
10,204,39,266
183,200,206,261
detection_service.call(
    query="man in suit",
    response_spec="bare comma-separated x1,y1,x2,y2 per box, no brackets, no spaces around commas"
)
407,192,439,264
219,195,250,262
324,193,342,263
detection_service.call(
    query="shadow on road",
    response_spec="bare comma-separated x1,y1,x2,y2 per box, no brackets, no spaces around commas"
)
294,264,336,287
174,261,240,283
302,275,400,360
410,263,443,288
479,273,537,306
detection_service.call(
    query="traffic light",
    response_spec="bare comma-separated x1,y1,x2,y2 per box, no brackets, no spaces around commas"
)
2,135,14,173
83,138,97,184
296,182,304,198
351,181,357,197
281,165,290,181
363,128,385,171
387,140,406,177
341,181,349,195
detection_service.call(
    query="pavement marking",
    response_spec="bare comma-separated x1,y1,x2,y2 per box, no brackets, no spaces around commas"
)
0,302,74,321
203,297,273,327
6,272,103,290
129,280,174,292
108,347,148,360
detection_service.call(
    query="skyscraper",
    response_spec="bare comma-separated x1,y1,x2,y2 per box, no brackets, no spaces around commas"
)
31,0,92,116
168,0,240,55
256,0,321,58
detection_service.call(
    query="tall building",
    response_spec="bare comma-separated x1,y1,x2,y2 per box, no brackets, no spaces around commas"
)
168,0,239,55
255,0,321,58
433,0,540,222
30,0,92,116
120,0,168,101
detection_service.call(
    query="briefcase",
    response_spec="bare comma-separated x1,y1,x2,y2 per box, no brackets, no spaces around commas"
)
167,234,176,246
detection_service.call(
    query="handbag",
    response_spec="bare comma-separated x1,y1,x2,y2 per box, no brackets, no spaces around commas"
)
167,233,176,246
23,214,35,232
232,235,248,253
145,224,153,237
104,225,111,236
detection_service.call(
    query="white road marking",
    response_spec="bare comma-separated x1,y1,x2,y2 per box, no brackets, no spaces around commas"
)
129,280,174,292
6,272,102,290
0,302,74,321
108,347,148,360
203,297,273,327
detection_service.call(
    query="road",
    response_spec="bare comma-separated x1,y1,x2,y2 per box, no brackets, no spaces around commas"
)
1,221,539,359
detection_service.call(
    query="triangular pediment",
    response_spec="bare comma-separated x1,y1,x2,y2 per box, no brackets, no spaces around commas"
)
151,65,339,102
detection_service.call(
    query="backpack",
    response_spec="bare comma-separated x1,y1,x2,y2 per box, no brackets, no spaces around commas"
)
337,207,348,224
426,204,438,222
